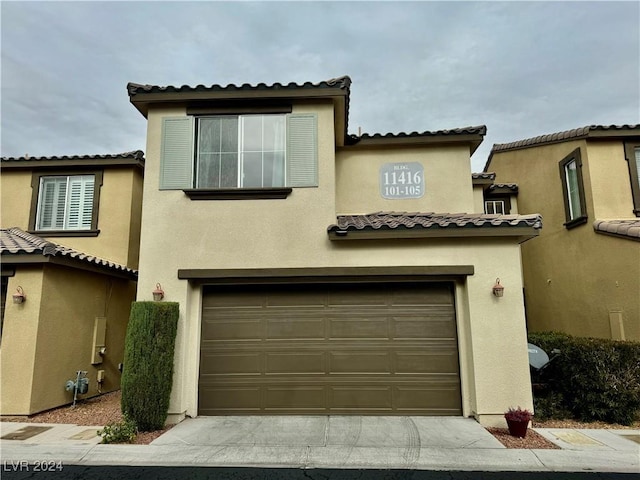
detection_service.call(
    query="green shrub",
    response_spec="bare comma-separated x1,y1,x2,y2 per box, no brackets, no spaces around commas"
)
98,417,137,444
121,301,179,431
528,331,640,425
532,392,571,421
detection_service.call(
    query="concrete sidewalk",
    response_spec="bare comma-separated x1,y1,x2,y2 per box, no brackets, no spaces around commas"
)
1,417,638,473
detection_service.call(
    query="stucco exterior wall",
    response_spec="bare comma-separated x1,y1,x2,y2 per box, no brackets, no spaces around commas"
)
489,140,640,341
0,265,136,415
336,145,475,214
0,268,43,414
0,167,143,268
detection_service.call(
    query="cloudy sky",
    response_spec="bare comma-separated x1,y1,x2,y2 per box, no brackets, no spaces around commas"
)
2,1,638,171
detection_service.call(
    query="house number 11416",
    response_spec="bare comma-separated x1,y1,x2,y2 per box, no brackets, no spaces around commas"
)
379,162,424,199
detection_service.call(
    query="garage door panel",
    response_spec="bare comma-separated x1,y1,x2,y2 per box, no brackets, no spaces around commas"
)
330,386,392,409
266,352,326,374
202,318,263,341
199,386,262,412
266,317,325,339
265,386,326,409
395,385,462,413
393,317,456,339
329,317,389,338
330,351,391,373
395,351,460,374
200,352,261,375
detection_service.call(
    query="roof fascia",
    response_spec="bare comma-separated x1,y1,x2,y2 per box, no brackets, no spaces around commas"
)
327,226,540,242
1,253,137,280
344,133,484,153
1,157,144,170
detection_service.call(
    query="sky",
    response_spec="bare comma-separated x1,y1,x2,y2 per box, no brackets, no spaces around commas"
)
1,1,639,172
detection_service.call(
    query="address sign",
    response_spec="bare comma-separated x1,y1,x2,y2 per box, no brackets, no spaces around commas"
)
379,162,424,199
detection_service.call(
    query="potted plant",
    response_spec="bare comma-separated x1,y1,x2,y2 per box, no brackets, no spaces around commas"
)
504,406,533,438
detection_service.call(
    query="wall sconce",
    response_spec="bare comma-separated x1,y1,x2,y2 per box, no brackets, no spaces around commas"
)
492,278,504,297
152,283,165,301
12,286,26,304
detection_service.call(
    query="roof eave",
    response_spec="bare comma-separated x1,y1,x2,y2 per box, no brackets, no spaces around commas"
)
328,226,540,242
0,253,138,280
345,132,485,153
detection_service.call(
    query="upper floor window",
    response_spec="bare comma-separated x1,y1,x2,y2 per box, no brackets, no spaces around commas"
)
196,115,286,189
624,142,640,216
559,148,587,229
159,113,317,197
29,171,102,235
484,200,505,215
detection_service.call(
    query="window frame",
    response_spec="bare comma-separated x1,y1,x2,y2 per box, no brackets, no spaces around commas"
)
558,148,588,229
29,170,103,236
624,141,640,217
194,114,287,190
484,197,511,215
484,198,507,215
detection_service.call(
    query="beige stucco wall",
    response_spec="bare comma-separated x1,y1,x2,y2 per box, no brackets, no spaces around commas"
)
0,167,143,269
472,185,485,213
0,265,136,415
0,268,43,414
336,145,475,214
137,101,533,427
489,140,640,341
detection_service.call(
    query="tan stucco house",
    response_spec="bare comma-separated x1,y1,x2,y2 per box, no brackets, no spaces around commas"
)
128,75,542,427
0,151,144,415
485,125,640,341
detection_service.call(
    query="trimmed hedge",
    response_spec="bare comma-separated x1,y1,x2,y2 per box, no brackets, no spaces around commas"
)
528,331,640,425
121,302,179,431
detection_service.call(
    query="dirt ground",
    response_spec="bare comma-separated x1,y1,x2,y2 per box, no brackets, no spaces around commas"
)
2,390,638,447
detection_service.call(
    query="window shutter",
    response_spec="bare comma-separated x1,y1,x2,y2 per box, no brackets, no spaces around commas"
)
286,113,318,187
66,175,94,229
37,177,66,230
160,116,194,190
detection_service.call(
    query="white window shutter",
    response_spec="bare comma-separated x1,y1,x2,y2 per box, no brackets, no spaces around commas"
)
37,177,66,230
160,117,194,189
286,113,318,187
66,175,94,229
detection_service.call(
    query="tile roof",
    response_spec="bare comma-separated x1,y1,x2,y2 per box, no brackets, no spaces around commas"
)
490,124,640,154
0,228,137,277
355,125,487,141
127,76,352,97
472,172,496,181
593,219,640,241
328,212,541,239
1,150,144,163
489,183,519,192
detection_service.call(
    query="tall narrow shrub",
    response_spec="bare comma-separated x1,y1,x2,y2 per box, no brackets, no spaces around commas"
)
121,301,179,431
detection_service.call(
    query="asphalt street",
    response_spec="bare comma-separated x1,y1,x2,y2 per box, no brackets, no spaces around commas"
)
1,466,637,480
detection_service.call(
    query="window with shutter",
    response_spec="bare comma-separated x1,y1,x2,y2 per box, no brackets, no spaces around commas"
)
160,113,318,193
35,175,96,231
559,148,587,229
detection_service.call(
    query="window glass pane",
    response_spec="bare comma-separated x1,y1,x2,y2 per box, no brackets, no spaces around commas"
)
197,153,221,188
264,152,285,187
220,117,238,153
220,153,238,187
263,115,286,152
242,152,263,187
635,147,640,185
241,116,263,152
38,177,66,230
565,160,582,219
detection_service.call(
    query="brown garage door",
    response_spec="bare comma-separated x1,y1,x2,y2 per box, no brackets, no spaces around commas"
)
199,282,461,415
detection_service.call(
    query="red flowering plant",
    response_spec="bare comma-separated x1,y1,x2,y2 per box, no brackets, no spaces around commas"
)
504,406,533,422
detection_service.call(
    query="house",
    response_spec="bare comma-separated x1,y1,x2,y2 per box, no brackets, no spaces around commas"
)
485,125,640,341
0,151,144,415
127,76,542,427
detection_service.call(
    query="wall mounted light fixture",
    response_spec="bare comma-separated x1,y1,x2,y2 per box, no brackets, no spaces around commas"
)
12,286,26,304
152,283,165,301
492,278,504,297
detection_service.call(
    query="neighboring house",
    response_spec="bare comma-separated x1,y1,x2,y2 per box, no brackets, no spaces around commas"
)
127,76,542,427
0,151,144,415
485,125,640,341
